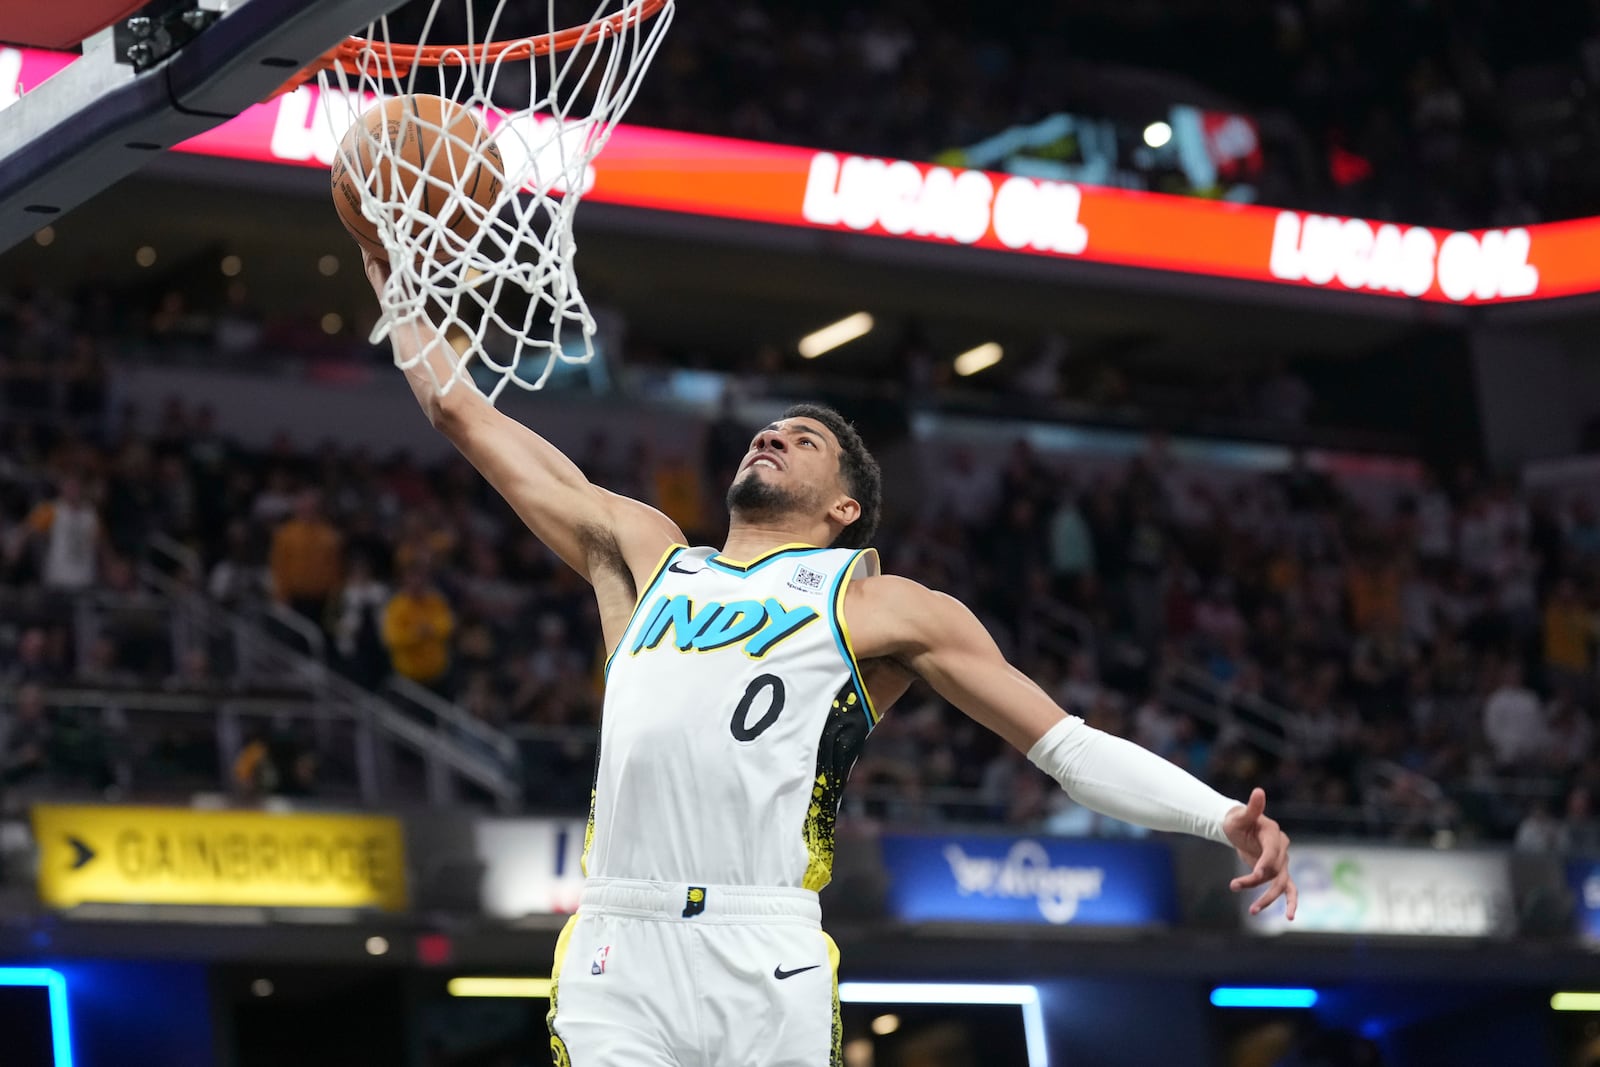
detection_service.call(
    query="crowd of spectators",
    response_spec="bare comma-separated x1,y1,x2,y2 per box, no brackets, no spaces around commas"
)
1,249,1599,847
627,0,1600,227
1,336,1599,850
889,438,1600,848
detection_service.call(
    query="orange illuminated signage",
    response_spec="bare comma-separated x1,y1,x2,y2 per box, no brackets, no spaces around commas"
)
10,45,1600,305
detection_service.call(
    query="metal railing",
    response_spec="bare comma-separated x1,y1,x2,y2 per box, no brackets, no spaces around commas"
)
384,674,519,770
502,723,1417,839
123,559,522,810
1161,660,1450,811
1019,594,1097,666
30,685,371,803
1161,662,1299,756
148,532,203,584
147,533,519,790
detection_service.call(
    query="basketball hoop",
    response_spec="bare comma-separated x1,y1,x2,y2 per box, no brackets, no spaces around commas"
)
305,0,673,401
311,0,671,80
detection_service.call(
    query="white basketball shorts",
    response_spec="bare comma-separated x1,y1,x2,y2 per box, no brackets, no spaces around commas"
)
546,878,841,1067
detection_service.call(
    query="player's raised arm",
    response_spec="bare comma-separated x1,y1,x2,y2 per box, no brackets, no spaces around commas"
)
847,574,1297,919
362,254,681,588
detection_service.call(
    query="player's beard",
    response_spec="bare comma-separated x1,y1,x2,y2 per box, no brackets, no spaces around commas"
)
726,469,813,524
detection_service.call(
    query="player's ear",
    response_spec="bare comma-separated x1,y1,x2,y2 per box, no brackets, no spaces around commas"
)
829,495,860,530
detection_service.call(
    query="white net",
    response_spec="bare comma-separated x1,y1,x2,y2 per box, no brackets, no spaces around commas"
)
317,0,673,401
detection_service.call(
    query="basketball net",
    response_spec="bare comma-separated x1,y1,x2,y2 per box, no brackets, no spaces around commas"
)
316,0,673,401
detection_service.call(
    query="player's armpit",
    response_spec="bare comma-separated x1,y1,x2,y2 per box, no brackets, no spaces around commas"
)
860,658,914,715
844,575,1066,753
434,389,683,583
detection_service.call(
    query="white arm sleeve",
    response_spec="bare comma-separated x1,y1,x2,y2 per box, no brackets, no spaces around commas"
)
1026,716,1241,845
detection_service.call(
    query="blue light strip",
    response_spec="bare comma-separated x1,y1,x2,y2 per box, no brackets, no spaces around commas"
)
0,967,73,1067
839,982,1047,1067
1210,987,1319,1009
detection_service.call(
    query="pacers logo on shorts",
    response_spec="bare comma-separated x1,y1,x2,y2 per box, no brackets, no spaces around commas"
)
682,885,707,918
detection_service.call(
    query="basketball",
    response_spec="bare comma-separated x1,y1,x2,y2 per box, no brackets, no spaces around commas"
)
330,94,504,260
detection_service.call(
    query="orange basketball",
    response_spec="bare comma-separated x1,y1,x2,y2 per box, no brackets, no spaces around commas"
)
330,94,504,260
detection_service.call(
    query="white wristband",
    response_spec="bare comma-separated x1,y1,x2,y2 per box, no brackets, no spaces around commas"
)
1026,716,1241,846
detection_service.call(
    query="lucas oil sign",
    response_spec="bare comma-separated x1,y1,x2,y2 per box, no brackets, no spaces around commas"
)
879,834,1176,926
31,805,408,911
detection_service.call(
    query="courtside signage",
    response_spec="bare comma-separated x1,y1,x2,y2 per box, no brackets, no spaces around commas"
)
1569,860,1600,943
11,45,1600,304
474,817,588,918
31,805,407,911
1245,845,1514,937
880,834,1176,926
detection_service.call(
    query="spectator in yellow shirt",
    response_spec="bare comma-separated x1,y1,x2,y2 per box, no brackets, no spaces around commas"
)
382,562,455,692
270,490,343,628
1346,550,1402,636
1544,578,1595,694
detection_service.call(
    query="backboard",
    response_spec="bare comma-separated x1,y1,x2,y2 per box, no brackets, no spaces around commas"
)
0,0,408,252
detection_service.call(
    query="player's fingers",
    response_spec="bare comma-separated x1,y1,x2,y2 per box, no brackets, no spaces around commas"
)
1244,787,1266,821
1285,875,1299,921
1230,865,1270,891
1259,828,1287,873
1249,885,1278,915
1231,827,1287,891
1250,870,1291,915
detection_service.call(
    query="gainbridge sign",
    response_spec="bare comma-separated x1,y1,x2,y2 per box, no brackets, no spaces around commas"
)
31,805,408,912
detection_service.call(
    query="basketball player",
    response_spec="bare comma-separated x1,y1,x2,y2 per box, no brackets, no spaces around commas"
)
362,255,1296,1067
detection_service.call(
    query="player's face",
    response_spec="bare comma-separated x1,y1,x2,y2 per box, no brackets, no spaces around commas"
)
727,418,845,519
736,418,838,486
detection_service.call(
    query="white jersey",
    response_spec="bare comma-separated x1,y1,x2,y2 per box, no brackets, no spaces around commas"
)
41,501,99,591
585,543,880,891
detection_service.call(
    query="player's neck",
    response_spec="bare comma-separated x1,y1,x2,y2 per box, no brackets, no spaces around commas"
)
720,519,825,562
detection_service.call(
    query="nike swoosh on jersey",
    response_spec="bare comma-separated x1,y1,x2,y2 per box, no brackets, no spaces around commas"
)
668,561,701,574
773,964,822,980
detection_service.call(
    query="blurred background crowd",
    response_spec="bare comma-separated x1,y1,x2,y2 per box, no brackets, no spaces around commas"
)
6,2,1600,1064
5,0,1600,855
2,282,1597,852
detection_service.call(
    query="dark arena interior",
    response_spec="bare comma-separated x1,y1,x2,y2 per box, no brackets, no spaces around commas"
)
4,1,1600,1065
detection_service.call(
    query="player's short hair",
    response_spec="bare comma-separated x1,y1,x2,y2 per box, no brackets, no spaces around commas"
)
783,403,881,550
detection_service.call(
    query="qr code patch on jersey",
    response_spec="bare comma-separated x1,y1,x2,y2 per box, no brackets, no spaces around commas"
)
789,564,826,594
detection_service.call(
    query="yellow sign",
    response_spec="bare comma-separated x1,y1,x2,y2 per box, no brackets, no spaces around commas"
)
31,805,408,912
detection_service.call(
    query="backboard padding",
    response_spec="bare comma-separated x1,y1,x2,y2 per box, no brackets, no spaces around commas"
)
0,0,405,251
0,0,147,51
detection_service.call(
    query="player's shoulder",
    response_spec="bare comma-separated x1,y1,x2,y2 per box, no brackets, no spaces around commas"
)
845,570,951,613
842,571,965,660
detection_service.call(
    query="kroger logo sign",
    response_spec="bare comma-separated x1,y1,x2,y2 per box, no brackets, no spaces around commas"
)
943,840,1105,924
881,834,1175,928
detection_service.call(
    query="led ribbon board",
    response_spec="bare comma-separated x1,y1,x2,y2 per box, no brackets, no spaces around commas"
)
9,45,1600,305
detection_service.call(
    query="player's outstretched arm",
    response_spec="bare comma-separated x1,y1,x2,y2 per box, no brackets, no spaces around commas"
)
362,255,682,590
847,575,1297,919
